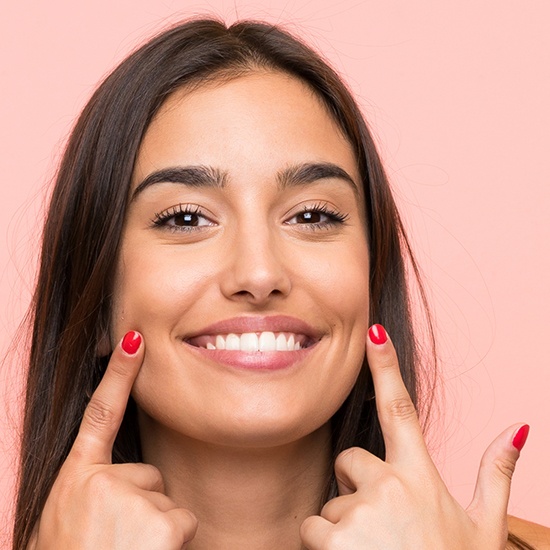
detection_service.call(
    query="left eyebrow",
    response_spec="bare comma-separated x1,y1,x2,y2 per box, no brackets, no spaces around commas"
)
131,166,227,201
277,162,360,197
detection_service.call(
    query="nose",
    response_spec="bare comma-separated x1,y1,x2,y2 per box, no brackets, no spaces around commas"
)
220,224,292,306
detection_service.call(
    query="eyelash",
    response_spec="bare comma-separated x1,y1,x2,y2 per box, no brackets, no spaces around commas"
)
151,202,349,232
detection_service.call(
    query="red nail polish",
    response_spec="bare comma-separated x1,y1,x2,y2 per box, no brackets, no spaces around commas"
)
121,331,141,355
512,424,530,451
369,324,387,345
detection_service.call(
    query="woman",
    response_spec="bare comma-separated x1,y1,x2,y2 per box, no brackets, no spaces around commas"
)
12,18,549,549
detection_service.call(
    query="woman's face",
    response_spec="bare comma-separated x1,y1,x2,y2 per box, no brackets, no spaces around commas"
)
112,71,370,448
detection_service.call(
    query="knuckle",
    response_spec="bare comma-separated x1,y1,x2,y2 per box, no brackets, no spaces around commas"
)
324,528,348,550
106,357,130,380
320,498,341,521
493,455,516,481
298,517,312,540
179,508,198,531
384,397,417,422
377,472,407,501
152,514,186,548
348,501,371,523
86,469,118,497
84,397,118,433
155,514,178,544
335,446,361,469
334,447,366,485
377,356,397,371
319,500,332,518
141,463,164,483
300,516,330,550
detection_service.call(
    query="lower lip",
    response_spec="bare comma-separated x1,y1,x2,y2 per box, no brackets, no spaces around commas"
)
183,342,318,371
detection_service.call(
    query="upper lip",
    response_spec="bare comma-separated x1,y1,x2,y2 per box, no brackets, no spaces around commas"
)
182,315,324,341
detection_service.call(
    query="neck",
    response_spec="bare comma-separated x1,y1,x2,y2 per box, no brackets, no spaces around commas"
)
139,417,332,550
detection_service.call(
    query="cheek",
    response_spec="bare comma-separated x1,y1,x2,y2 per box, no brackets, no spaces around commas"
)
294,239,370,325
290,239,370,386
110,245,213,340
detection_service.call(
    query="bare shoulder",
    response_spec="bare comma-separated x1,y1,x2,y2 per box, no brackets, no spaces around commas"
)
508,516,550,549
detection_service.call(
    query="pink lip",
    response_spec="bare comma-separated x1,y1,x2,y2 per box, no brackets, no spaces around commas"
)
184,345,319,371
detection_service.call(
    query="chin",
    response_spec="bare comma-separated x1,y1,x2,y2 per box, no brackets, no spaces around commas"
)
136,389,336,452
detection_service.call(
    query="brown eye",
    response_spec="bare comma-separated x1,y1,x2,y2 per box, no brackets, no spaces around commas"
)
285,204,348,229
173,212,200,226
152,204,216,232
295,211,322,224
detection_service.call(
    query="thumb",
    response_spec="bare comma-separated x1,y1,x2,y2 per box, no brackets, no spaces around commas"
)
468,423,529,526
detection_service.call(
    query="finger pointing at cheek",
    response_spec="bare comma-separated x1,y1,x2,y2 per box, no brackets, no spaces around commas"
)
366,324,430,465
70,330,144,465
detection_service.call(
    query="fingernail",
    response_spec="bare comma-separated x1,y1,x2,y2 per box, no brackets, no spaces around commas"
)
121,331,142,355
512,424,530,451
369,324,388,345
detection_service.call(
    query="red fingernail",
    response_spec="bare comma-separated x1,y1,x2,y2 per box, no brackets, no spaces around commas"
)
369,324,387,345
512,424,530,451
121,331,141,355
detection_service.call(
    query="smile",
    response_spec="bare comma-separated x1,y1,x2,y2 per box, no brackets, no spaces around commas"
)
181,315,323,370
187,332,308,352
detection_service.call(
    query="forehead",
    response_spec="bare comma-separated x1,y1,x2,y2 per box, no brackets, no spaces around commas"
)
133,71,361,194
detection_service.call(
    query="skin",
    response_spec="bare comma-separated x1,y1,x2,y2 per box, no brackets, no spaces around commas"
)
31,72,550,549
114,71,370,453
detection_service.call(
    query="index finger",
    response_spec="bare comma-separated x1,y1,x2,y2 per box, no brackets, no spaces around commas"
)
367,324,427,464
70,331,144,464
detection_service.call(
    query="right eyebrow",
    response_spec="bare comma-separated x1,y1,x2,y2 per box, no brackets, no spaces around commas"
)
131,166,227,201
276,162,359,198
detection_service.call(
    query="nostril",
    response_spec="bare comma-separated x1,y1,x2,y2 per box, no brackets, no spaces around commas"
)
232,288,285,302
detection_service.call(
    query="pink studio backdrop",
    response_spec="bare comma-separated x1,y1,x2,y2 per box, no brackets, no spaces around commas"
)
1,0,548,542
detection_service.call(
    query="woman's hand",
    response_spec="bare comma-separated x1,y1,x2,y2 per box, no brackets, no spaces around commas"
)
31,331,198,550
300,324,528,549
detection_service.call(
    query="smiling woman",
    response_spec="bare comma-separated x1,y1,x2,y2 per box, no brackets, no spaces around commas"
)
113,72,370,458
11,17,549,550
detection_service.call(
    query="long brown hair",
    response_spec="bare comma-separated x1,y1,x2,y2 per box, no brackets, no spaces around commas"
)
12,18,531,550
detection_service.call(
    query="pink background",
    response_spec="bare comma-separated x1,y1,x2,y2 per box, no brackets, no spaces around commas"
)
1,0,548,543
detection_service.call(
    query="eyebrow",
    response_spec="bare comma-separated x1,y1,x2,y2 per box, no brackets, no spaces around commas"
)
277,163,359,197
132,166,227,200
131,162,359,200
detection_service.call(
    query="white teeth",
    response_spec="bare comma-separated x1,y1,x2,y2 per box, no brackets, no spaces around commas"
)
215,335,226,350
276,334,287,351
259,331,277,351
203,331,305,352
287,334,295,351
240,332,258,352
225,333,240,350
